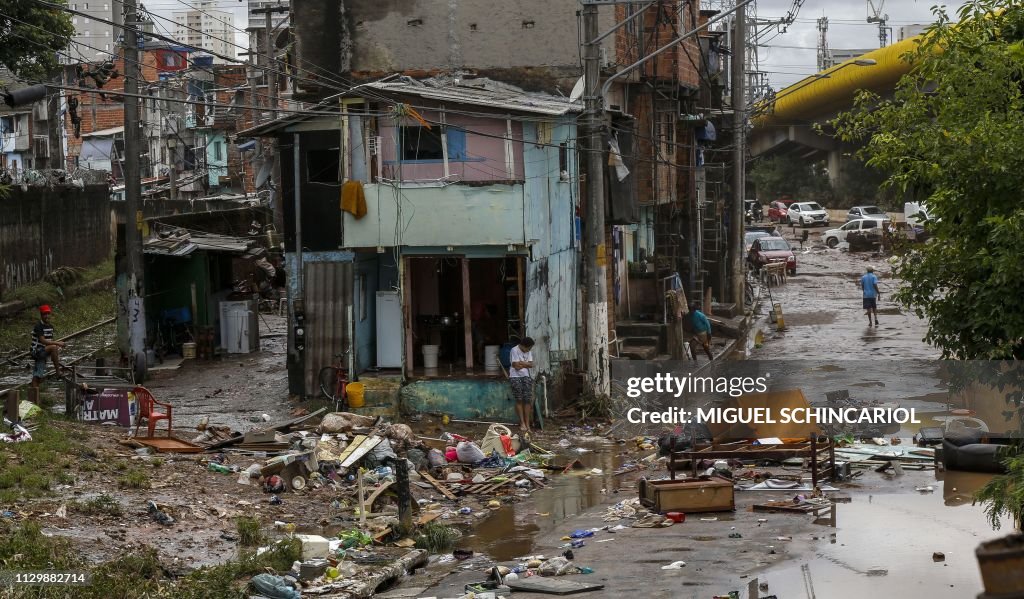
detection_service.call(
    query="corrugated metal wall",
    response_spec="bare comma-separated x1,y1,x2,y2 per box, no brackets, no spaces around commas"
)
303,261,353,396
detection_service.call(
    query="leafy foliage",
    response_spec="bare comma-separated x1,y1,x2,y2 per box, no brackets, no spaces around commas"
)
833,0,1024,361
975,451,1024,530
0,3,74,81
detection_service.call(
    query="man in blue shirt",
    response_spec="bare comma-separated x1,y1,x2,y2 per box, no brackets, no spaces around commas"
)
688,302,714,362
860,266,881,326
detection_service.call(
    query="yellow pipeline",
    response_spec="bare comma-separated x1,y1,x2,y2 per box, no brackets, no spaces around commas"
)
756,36,923,127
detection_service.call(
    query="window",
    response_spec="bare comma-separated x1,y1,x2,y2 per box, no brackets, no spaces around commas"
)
558,142,568,176
84,2,88,8
307,149,340,184
105,43,110,51
862,220,878,229
73,17,78,25
104,3,108,9
83,18,89,24
400,126,444,161
212,140,222,161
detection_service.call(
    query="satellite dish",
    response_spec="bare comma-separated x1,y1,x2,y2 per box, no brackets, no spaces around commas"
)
569,77,585,103
255,160,272,188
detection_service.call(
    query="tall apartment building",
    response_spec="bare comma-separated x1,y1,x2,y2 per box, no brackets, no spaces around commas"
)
247,1,289,31
172,1,234,60
66,1,117,63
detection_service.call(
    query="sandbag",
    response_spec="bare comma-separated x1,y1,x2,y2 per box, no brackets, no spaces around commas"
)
480,424,516,457
456,440,486,464
318,412,377,433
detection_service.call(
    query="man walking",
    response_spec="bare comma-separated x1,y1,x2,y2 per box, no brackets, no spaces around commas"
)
30,305,65,389
508,337,535,434
688,302,714,362
860,266,880,326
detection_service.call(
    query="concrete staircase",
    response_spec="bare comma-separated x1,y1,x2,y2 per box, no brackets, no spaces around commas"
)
616,321,666,360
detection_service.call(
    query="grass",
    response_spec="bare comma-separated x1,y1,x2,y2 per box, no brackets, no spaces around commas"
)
0,256,116,356
117,469,151,490
235,516,265,547
73,494,123,517
0,416,83,502
414,522,460,553
0,520,303,599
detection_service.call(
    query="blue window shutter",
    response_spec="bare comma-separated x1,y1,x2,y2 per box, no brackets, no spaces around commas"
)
447,128,467,161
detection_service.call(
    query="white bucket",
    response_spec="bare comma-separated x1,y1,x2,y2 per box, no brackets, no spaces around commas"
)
484,345,500,371
422,344,440,369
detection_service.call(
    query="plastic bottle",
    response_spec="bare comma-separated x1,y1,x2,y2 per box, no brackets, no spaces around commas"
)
208,463,232,474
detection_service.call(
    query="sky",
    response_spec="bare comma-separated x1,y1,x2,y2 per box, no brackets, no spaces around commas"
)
143,0,970,89
754,0,970,88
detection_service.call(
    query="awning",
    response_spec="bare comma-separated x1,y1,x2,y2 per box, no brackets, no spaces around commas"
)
80,138,114,162
237,139,257,151
82,126,124,138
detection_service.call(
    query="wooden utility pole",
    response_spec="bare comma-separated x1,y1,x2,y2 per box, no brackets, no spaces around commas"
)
730,4,747,307
581,4,610,400
123,0,147,381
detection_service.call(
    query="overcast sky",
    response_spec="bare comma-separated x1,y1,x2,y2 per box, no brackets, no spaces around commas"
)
754,0,969,88
146,0,968,89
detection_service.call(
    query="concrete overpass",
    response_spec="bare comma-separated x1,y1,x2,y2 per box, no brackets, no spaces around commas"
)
749,34,925,185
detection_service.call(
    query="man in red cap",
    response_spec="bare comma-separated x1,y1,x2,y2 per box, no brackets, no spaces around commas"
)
30,305,65,388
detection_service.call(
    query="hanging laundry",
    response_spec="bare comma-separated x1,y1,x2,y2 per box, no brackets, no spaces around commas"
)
607,137,631,182
340,180,367,219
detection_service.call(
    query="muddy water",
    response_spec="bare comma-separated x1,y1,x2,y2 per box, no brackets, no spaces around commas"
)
761,490,996,598
459,445,623,561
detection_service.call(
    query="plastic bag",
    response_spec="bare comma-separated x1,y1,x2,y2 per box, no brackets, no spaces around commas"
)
480,424,515,457
363,438,397,468
250,573,301,599
456,441,486,464
537,556,580,576
427,448,447,469
319,412,377,433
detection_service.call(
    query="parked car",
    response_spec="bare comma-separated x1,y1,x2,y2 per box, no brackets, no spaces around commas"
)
787,202,830,227
744,230,771,252
748,236,797,276
767,200,795,223
846,205,892,223
823,218,885,248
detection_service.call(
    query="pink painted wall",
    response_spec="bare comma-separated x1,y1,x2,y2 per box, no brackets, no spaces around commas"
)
380,110,525,182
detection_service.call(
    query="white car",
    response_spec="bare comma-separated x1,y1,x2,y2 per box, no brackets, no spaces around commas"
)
823,218,885,248
787,202,830,227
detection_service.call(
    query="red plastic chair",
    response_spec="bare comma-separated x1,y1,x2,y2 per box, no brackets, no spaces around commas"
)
133,386,173,438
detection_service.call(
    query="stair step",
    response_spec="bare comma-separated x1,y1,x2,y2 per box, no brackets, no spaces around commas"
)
620,344,659,360
616,322,665,337
621,336,658,347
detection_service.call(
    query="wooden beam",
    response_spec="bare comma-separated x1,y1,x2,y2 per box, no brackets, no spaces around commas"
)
462,257,473,373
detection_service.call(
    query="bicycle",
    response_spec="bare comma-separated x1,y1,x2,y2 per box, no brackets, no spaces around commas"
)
318,351,351,410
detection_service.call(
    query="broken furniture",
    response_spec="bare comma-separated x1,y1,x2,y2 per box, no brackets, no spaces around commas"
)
639,477,735,513
672,436,837,488
133,386,174,438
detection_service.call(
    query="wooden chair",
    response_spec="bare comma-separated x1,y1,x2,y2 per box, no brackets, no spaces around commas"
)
133,386,173,438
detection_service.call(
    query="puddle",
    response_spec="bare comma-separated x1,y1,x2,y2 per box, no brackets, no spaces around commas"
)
760,491,998,598
459,448,622,562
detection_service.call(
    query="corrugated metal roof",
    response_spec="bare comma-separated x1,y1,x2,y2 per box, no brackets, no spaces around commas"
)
364,77,583,116
144,230,253,256
82,126,125,138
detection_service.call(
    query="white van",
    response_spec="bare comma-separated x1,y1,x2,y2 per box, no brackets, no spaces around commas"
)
823,218,885,248
904,202,932,226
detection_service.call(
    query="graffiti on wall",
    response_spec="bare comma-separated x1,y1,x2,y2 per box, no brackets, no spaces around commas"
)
2,250,54,295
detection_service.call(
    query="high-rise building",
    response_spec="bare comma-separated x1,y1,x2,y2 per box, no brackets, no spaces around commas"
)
66,1,117,63
172,1,234,61
247,1,289,31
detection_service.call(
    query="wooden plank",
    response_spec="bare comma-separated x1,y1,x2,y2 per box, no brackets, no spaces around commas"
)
336,434,368,464
421,472,458,500
416,511,441,525
269,406,328,433
341,435,383,468
362,480,394,512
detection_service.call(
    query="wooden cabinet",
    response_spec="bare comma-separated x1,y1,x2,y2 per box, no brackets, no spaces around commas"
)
639,478,735,513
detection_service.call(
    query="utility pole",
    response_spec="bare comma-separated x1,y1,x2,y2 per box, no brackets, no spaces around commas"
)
252,5,288,120
581,4,609,399
730,4,746,307
123,0,147,380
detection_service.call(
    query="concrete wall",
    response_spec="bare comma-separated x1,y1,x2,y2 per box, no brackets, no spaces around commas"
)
0,185,111,299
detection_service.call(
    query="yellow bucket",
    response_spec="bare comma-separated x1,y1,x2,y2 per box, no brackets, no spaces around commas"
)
346,382,366,408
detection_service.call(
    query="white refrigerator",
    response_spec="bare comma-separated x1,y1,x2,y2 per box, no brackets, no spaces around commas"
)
220,299,259,354
376,291,402,368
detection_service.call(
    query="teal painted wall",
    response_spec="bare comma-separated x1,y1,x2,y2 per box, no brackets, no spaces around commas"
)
206,132,228,188
400,379,517,422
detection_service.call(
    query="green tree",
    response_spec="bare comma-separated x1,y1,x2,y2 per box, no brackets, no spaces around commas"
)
0,3,74,81
834,0,1024,361
748,154,832,203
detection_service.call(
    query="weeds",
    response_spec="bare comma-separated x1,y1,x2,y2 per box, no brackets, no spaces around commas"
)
73,494,123,517
0,416,82,501
235,516,264,546
414,522,460,553
118,469,151,489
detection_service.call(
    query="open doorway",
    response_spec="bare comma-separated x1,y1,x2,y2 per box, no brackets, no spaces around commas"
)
403,255,525,377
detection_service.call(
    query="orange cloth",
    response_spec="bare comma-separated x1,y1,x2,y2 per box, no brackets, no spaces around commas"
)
340,180,367,219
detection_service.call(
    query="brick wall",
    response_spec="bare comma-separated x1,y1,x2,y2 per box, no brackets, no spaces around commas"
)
0,185,111,299
614,1,703,90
